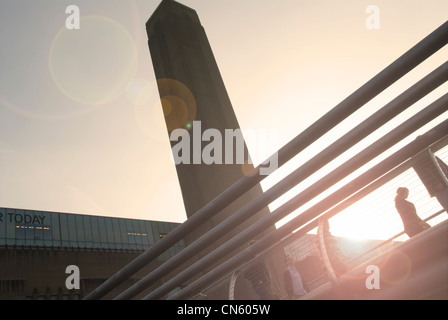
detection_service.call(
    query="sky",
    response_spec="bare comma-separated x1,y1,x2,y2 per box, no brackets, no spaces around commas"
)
0,0,447,240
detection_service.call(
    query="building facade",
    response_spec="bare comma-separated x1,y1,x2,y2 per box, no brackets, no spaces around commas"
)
0,207,184,299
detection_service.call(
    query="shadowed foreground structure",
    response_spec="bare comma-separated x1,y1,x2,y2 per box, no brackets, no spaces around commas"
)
84,3,448,300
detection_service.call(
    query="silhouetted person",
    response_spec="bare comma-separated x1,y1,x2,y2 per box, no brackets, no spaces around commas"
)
243,240,275,300
283,256,307,299
394,187,430,237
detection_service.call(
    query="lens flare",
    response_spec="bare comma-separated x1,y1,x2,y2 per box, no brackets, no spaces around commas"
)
49,16,138,105
0,93,94,121
132,79,167,142
156,78,197,133
380,250,412,286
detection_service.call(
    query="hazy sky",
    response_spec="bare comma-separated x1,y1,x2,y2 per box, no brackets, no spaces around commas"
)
0,0,447,232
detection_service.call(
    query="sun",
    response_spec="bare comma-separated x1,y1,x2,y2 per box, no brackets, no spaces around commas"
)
274,158,448,242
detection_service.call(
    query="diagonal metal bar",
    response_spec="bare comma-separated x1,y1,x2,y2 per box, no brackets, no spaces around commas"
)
84,19,448,300
143,96,448,300
170,119,448,300
115,62,448,299
221,135,448,294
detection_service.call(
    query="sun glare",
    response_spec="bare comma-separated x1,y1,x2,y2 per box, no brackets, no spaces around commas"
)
274,145,448,242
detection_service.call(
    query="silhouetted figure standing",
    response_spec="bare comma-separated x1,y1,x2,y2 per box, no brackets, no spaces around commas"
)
394,187,430,237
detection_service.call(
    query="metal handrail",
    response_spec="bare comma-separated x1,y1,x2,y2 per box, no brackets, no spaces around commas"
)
84,19,448,300
170,123,447,300
116,62,448,300
143,96,448,300
205,140,447,301
346,208,446,265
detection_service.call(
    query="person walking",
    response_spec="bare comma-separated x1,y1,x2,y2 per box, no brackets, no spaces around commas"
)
394,187,430,237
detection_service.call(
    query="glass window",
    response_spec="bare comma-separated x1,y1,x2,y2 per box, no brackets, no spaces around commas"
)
119,219,128,248
97,217,109,248
14,209,25,223
90,216,100,247
67,214,77,245
159,222,169,240
126,220,150,250
75,215,85,246
25,225,34,245
42,224,52,242
143,221,155,246
112,218,122,249
15,225,25,239
104,218,115,249
0,208,6,245
124,219,135,249
6,209,16,245
134,220,149,249
60,213,70,247
83,215,93,248
125,219,133,234
150,221,160,245
51,212,61,245
33,211,44,246
0,208,183,250
15,225,25,245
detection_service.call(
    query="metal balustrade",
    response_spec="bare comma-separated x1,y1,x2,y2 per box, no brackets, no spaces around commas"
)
84,20,448,300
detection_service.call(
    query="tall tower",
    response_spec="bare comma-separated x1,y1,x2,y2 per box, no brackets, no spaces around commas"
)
146,0,283,298
146,0,270,234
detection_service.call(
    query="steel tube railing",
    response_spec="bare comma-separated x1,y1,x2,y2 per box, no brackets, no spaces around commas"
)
256,153,420,268
144,99,448,299
346,208,446,265
189,152,441,300
239,135,448,279
306,219,448,300
171,120,448,300
84,19,448,300
115,63,448,299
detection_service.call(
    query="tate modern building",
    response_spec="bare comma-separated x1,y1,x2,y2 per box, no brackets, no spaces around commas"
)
0,207,184,299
